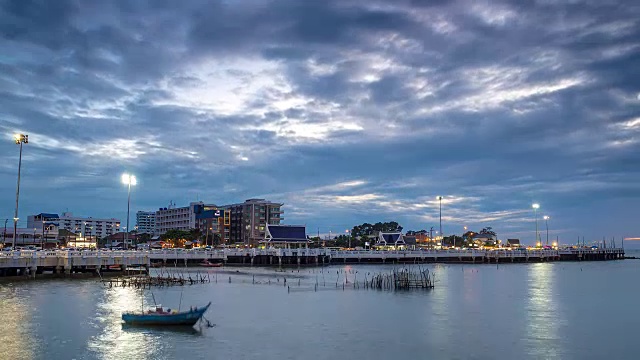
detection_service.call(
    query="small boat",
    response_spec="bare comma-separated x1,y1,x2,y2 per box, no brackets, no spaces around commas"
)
199,260,223,267
122,302,211,326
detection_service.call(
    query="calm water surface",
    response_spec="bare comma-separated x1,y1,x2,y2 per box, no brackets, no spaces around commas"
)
1,253,639,360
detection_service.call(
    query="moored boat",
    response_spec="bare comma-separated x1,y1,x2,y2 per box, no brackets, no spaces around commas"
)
122,302,211,326
199,260,223,267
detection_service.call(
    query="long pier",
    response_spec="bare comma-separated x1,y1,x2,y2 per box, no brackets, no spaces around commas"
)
0,248,626,277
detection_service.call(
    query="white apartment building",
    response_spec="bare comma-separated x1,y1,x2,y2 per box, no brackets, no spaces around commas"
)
28,212,121,239
154,202,205,235
136,211,156,234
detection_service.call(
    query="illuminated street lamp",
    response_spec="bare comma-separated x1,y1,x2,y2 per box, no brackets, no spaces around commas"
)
13,133,28,248
121,173,137,250
437,196,443,240
345,229,351,249
543,215,550,245
532,203,540,246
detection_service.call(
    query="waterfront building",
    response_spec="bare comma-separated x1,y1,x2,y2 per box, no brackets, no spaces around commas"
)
374,232,407,249
507,239,521,247
154,202,199,234
263,224,309,248
223,199,284,246
135,211,156,234
194,204,230,245
471,233,496,247
27,212,120,240
2,227,59,247
155,201,213,235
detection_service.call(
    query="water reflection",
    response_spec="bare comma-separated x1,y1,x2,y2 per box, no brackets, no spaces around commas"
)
0,286,35,360
121,324,202,336
87,287,163,360
526,263,564,359
428,264,450,350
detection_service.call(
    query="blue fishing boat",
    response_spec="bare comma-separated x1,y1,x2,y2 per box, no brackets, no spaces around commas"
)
122,302,211,326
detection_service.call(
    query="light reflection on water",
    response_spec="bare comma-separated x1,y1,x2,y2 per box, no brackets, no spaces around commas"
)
0,262,639,360
0,285,35,360
526,263,563,359
87,288,161,360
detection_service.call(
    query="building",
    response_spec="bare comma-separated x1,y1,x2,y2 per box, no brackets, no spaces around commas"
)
223,199,283,246
106,232,139,247
2,227,60,248
374,232,407,249
154,202,204,235
472,233,496,247
27,212,120,240
406,230,434,247
263,224,309,248
136,211,156,234
194,204,230,245
507,239,521,247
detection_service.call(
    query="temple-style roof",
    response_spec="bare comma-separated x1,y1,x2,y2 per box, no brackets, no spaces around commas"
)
376,232,406,246
265,225,308,243
403,235,417,246
37,213,60,219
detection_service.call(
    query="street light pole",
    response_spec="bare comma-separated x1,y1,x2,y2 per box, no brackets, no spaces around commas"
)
437,196,443,241
429,226,434,249
13,134,28,248
42,220,45,249
121,174,137,250
543,216,550,245
126,182,131,249
346,229,351,249
532,203,540,246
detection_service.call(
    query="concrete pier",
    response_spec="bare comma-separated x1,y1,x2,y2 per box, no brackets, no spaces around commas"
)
0,247,626,278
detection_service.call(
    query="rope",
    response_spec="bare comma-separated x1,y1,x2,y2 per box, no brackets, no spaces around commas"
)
200,315,215,328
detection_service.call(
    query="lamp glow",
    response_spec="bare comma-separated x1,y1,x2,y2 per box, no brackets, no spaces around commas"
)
532,203,540,209
543,215,549,220
121,173,137,185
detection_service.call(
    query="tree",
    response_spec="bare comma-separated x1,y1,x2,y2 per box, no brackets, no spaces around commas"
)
351,221,403,238
161,229,192,247
442,235,465,247
137,233,151,244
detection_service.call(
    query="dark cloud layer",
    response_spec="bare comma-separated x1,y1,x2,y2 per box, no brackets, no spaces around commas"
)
1,0,639,243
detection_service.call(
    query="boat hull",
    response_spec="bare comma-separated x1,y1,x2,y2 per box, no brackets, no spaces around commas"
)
199,262,222,267
122,302,211,326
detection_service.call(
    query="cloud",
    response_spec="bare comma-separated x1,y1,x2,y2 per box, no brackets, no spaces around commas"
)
0,0,639,243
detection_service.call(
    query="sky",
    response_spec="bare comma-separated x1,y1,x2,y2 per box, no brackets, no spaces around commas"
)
0,0,639,245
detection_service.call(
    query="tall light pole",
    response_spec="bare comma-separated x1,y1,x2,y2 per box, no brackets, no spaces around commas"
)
121,173,137,250
13,134,28,248
42,219,46,249
429,226,434,249
532,203,540,246
346,229,351,249
437,196,443,241
543,216,550,245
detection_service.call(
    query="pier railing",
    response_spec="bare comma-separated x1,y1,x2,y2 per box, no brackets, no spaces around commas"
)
0,247,626,271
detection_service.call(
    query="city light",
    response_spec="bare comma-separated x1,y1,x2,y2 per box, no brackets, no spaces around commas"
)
12,133,28,247
532,203,540,209
121,173,137,250
543,215,549,220
121,173,137,186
